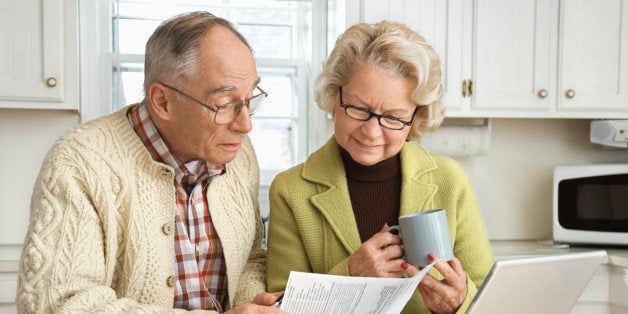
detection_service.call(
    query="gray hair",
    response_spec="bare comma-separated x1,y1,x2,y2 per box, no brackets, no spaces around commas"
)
142,11,252,101
315,21,444,140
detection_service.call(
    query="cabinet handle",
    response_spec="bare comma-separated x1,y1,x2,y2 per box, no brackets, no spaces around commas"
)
565,89,575,99
537,89,548,99
462,80,473,97
46,77,58,88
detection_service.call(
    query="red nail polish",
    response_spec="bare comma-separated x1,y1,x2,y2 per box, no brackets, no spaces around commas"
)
428,253,435,261
401,262,409,270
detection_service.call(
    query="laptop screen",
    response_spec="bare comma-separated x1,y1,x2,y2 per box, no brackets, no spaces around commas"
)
467,250,607,314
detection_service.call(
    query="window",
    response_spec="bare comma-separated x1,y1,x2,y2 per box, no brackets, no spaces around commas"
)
80,0,335,220
109,0,314,188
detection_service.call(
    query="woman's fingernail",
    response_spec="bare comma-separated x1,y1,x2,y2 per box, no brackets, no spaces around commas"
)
401,262,409,270
428,253,436,261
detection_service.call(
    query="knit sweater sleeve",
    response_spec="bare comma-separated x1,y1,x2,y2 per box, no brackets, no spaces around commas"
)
232,136,268,306
233,212,267,306
16,141,212,313
16,113,220,313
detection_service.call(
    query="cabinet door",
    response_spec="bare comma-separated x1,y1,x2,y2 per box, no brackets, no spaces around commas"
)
472,0,558,114
0,0,78,109
558,0,628,113
345,0,471,112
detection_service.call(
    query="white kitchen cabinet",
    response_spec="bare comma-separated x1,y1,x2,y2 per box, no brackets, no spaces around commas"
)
345,0,472,112
0,0,79,110
345,0,628,119
474,0,628,118
472,0,558,113
558,0,628,113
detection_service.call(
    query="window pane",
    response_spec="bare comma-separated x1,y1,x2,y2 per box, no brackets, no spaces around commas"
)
115,1,310,58
116,19,161,54
257,68,296,117
238,7,291,24
250,119,294,171
116,2,179,19
240,25,292,58
113,64,144,109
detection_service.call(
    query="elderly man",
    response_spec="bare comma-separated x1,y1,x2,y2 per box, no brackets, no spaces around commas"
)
16,12,281,313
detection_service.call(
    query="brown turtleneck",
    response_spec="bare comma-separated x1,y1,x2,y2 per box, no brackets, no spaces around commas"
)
340,148,401,242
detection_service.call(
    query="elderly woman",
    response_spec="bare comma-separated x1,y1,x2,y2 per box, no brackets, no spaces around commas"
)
266,21,494,313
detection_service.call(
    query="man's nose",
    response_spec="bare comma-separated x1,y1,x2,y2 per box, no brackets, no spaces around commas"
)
229,105,253,133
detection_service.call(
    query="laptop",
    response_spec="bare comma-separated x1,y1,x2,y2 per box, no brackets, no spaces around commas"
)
467,250,607,314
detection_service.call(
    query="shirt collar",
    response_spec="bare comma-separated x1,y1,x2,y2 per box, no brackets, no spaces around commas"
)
127,102,226,180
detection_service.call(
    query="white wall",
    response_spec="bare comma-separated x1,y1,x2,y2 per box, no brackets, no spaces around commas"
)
0,109,79,246
1,112,628,249
457,118,628,240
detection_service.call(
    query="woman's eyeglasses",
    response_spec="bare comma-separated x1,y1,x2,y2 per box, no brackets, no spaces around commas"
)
339,86,416,130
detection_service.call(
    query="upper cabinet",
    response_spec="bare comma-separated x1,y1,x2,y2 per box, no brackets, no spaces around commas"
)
472,0,557,114
345,0,628,119
345,0,472,113
0,0,79,110
557,0,628,114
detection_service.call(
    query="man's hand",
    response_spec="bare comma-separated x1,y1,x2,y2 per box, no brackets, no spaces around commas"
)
224,292,285,313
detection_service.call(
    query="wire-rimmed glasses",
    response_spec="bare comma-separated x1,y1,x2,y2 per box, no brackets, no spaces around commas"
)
160,83,267,125
339,87,417,130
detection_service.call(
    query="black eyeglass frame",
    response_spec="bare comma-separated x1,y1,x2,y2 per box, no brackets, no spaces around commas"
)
159,82,268,125
338,86,417,130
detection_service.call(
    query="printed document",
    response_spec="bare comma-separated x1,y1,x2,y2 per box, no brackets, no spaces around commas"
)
280,262,434,314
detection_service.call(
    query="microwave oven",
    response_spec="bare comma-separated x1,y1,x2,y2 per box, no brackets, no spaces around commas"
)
553,164,628,246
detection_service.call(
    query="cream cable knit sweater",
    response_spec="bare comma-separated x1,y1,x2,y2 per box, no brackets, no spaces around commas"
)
16,105,266,313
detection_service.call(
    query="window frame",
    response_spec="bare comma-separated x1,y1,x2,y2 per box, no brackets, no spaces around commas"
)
79,0,328,157
252,58,309,185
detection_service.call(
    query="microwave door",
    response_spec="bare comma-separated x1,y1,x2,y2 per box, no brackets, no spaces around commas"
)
609,185,628,219
558,174,628,233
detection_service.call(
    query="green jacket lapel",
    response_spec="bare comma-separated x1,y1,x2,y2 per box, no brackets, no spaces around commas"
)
302,137,362,254
399,142,438,216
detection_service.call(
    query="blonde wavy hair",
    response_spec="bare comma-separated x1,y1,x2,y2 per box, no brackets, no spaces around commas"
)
315,21,444,140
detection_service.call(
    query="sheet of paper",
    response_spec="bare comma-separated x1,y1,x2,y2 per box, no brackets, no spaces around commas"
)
280,262,434,314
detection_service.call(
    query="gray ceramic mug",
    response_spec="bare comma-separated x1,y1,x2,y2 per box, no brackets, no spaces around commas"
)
387,209,454,266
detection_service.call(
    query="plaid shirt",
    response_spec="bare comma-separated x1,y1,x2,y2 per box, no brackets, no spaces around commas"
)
128,103,228,311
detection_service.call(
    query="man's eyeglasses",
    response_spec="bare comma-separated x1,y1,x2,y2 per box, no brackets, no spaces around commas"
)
339,87,417,130
160,83,267,125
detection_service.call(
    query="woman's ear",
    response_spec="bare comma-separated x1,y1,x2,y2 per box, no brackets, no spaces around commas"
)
148,82,171,120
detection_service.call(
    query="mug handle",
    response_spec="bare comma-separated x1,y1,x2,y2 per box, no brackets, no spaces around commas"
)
385,225,406,260
386,225,400,234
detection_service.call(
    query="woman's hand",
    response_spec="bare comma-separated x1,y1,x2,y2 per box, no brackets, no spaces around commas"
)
407,255,467,314
224,291,285,313
348,224,405,277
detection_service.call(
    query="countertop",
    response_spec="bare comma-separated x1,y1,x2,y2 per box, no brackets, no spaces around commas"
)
490,240,628,268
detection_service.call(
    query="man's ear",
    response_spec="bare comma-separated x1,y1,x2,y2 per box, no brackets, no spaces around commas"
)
148,82,172,120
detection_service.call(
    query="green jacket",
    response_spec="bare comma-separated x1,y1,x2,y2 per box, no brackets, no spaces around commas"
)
266,137,494,313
